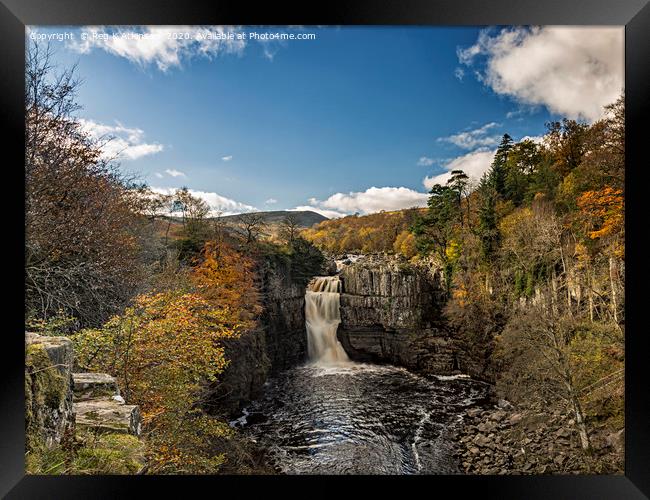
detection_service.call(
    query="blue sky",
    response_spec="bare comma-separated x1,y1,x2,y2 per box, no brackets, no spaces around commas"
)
29,26,623,217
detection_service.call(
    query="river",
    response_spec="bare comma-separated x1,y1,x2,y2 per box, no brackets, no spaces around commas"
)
230,275,490,474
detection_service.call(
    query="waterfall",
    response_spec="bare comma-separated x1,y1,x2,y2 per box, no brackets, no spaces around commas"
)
305,276,350,365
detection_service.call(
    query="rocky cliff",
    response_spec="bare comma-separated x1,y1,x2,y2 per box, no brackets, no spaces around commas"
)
25,333,75,450
336,256,465,375
209,266,309,417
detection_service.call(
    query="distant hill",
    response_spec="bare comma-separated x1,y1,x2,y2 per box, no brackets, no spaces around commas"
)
219,210,328,228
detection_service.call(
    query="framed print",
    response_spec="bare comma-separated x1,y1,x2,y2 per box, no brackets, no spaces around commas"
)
1,0,648,497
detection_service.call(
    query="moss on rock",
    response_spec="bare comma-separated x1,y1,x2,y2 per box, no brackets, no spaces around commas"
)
25,341,73,454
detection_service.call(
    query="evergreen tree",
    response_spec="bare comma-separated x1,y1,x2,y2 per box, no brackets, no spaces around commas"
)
490,134,513,198
477,172,499,261
448,169,470,227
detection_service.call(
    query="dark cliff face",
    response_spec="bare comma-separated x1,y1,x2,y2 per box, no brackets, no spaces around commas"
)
208,268,308,417
337,256,495,381
262,281,308,374
337,257,463,376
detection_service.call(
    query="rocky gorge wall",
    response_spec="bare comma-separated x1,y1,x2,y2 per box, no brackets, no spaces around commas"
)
208,266,309,417
336,255,492,380
212,253,496,418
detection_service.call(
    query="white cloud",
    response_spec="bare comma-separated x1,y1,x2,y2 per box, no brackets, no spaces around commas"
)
458,26,624,122
303,186,429,217
417,156,436,166
454,67,465,81
164,168,186,178
438,122,501,150
150,187,256,216
221,155,233,161
290,206,348,219
154,172,164,178
66,26,297,72
78,118,164,160
265,198,278,204
423,149,496,189
520,135,545,145
68,26,247,72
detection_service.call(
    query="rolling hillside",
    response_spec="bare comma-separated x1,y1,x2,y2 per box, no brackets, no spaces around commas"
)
219,210,328,228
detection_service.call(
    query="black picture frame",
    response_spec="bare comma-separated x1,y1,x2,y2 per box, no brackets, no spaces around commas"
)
2,1,648,497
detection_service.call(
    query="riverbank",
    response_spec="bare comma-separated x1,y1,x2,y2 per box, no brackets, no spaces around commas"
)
449,402,624,474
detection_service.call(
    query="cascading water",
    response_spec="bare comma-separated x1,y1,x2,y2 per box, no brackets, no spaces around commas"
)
305,276,350,365
234,274,492,474
234,365,491,474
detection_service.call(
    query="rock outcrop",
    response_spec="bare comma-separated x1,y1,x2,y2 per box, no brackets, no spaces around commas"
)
336,256,460,375
72,373,142,436
25,333,75,449
25,332,145,474
209,268,310,417
262,281,308,374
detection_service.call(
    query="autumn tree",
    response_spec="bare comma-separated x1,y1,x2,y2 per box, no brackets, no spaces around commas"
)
191,240,262,328
25,43,143,327
576,186,624,323
73,291,240,473
279,213,300,244
546,119,589,178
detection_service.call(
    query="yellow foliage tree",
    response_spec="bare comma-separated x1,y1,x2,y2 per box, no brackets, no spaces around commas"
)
74,290,241,474
393,230,417,259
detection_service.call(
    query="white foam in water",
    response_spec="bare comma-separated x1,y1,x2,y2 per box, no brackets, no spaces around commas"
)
434,374,471,381
229,408,249,428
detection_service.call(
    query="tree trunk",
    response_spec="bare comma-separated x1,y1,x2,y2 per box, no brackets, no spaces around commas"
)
609,255,618,323
551,270,559,315
559,244,572,315
570,392,591,451
588,266,594,322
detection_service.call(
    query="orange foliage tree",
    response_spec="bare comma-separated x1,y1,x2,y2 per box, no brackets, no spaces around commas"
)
191,240,262,329
576,186,624,242
74,291,240,473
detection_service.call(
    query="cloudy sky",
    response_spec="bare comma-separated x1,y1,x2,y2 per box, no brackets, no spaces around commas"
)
30,26,623,217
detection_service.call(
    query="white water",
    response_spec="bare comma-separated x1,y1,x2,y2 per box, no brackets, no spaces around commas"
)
305,276,350,365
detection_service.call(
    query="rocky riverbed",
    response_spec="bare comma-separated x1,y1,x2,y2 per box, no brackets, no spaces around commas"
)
449,403,624,475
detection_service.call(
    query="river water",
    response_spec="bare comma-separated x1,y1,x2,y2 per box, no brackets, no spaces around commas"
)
232,362,490,474
231,275,490,474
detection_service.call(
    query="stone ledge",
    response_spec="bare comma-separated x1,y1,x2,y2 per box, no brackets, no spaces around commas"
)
73,372,119,400
74,398,142,436
26,332,74,376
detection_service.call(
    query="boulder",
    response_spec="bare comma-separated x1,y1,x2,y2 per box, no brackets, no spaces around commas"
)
25,332,75,449
74,398,142,436
605,428,625,454
73,372,119,400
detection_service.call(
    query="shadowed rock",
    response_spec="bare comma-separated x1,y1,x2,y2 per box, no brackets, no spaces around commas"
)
73,372,119,400
25,332,75,449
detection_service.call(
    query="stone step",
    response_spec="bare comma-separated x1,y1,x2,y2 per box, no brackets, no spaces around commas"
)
74,398,142,436
73,372,119,400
